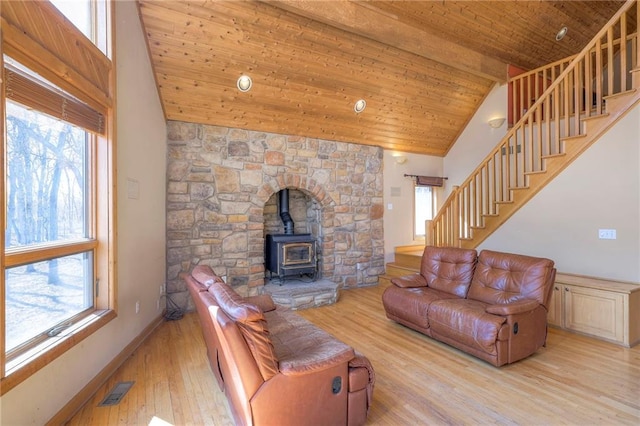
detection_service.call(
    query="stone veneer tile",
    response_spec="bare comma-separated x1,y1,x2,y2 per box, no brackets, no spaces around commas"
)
167,121,384,305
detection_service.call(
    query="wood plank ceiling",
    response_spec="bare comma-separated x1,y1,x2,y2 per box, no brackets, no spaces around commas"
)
137,0,623,156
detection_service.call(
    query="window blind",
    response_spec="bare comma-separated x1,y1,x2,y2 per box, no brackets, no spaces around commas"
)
404,174,447,187
4,66,105,135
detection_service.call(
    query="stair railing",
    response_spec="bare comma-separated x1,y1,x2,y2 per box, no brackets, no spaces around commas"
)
430,0,638,248
509,56,575,126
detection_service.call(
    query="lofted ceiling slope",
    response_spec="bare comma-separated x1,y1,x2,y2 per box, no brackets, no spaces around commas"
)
137,0,623,156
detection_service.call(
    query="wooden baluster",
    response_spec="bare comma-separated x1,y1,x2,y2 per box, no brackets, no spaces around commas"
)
483,162,489,218
527,111,533,175
596,37,603,115
464,185,470,239
509,80,520,126
586,46,593,117
515,123,521,187
636,0,640,88
553,80,561,154
519,74,525,118
607,26,614,96
498,143,504,203
563,71,570,137
453,189,459,246
620,13,627,91
550,65,557,154
472,174,477,229
573,60,581,135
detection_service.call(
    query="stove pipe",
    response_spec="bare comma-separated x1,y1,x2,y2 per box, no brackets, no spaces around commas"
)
279,189,294,235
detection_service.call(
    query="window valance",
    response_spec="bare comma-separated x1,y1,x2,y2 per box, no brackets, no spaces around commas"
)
404,174,447,187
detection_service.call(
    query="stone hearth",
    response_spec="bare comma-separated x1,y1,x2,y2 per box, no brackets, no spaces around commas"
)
262,278,339,310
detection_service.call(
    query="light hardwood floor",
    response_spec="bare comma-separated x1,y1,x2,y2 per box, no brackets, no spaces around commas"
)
68,283,640,425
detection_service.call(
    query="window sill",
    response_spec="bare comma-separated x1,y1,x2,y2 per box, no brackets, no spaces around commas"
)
1,309,116,396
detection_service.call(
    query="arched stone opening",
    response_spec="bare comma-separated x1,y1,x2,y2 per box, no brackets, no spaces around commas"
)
258,174,336,283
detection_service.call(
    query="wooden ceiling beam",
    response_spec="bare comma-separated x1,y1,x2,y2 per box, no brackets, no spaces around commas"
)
267,0,508,83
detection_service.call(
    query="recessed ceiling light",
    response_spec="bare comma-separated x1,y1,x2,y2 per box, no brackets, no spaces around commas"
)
354,99,366,113
237,75,252,92
556,26,568,41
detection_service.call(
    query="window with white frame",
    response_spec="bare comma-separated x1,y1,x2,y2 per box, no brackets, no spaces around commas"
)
414,185,435,239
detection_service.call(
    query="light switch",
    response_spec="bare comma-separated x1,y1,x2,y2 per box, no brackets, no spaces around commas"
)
127,178,139,200
387,203,393,210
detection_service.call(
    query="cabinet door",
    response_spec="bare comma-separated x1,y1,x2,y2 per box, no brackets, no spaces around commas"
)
564,285,624,342
547,285,563,326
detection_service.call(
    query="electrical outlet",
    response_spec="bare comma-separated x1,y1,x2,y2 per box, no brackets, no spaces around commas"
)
160,284,166,296
598,229,617,240
135,301,140,314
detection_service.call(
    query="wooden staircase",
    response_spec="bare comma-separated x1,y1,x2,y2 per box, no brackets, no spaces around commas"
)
427,0,640,250
384,0,640,276
381,245,424,284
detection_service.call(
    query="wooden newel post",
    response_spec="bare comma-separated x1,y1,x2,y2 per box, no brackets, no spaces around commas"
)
425,219,434,246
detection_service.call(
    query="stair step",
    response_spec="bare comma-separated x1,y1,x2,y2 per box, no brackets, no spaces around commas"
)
582,112,610,122
541,153,566,159
524,170,546,176
393,252,423,269
603,88,637,101
385,262,419,277
378,275,394,287
561,133,587,142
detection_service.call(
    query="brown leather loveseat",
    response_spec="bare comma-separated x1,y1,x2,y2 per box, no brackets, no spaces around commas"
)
184,265,375,426
382,246,556,366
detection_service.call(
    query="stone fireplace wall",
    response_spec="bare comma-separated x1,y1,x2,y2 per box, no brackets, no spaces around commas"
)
166,121,385,306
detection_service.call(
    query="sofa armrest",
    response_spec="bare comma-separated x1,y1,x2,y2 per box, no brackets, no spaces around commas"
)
391,273,427,288
279,346,355,376
244,294,276,312
485,299,540,316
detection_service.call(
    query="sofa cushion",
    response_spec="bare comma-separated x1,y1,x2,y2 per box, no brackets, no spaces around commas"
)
264,309,354,375
428,298,507,355
209,281,279,381
421,246,477,298
382,285,458,331
467,250,555,306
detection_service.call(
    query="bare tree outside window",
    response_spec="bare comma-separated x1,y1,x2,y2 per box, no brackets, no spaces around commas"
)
4,101,92,353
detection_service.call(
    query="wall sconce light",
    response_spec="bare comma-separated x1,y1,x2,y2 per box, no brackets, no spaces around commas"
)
393,155,407,164
488,117,506,128
354,99,366,113
237,75,252,92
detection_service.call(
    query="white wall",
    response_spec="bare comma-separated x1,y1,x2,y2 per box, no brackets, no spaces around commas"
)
383,150,443,262
442,80,640,282
443,83,508,196
381,83,507,262
479,104,640,282
0,1,167,424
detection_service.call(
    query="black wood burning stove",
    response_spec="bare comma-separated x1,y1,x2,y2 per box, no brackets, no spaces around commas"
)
265,234,317,282
265,189,318,283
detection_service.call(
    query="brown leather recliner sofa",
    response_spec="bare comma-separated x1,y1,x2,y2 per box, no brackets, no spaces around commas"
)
382,246,556,367
184,265,375,426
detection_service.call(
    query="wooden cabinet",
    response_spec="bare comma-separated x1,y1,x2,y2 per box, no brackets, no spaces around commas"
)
547,273,640,347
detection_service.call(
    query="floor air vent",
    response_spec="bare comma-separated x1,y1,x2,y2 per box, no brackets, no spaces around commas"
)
98,381,134,407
